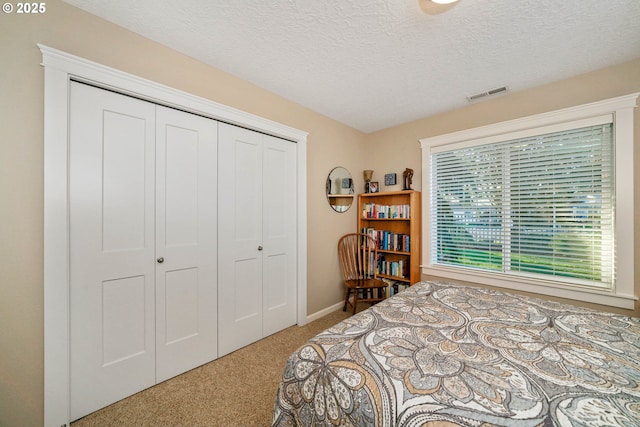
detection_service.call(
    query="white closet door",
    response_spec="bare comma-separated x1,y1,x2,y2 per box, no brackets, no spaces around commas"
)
262,134,297,336
69,83,156,420
218,124,297,356
218,124,264,356
155,106,218,382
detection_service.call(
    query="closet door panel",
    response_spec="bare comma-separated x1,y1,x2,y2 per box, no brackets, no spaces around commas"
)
262,135,297,336
69,83,156,421
164,268,199,343
164,125,199,246
101,110,147,252
155,106,218,382
218,123,263,356
234,258,262,320
102,276,147,363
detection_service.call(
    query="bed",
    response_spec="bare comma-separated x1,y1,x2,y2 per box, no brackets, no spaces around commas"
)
272,281,640,426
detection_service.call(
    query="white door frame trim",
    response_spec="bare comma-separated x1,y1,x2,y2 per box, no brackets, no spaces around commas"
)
40,44,308,427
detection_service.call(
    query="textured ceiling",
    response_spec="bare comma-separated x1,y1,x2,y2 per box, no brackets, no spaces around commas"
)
63,0,640,133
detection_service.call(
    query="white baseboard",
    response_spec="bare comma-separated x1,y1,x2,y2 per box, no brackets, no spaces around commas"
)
306,301,344,323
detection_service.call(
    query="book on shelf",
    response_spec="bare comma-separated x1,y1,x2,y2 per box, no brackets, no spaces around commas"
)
365,251,377,277
362,203,410,219
361,227,410,252
382,278,411,297
376,254,409,280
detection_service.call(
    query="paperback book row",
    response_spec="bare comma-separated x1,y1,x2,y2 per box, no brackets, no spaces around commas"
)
362,203,411,219
362,252,410,280
362,227,410,252
382,278,411,297
377,255,409,279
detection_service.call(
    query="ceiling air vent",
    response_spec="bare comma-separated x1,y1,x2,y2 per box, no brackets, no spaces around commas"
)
466,86,509,102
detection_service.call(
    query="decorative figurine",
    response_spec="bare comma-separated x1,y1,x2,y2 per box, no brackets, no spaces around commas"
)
403,168,414,190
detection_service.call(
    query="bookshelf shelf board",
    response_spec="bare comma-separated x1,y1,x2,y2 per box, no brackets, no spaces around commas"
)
378,273,411,283
361,217,410,221
378,249,410,255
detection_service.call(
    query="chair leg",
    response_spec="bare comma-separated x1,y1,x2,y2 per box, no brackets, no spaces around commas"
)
352,289,358,315
343,288,351,312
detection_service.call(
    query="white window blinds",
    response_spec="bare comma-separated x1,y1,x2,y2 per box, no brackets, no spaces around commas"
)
431,122,614,289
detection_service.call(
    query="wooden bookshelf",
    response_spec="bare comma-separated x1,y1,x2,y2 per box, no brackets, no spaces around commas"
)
358,190,421,285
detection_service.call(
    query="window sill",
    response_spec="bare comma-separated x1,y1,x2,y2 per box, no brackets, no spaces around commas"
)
421,264,636,310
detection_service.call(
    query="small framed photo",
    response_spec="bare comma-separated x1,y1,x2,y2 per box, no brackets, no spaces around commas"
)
384,173,396,186
369,181,379,193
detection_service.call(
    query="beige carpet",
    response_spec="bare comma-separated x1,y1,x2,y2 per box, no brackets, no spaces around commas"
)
72,308,352,427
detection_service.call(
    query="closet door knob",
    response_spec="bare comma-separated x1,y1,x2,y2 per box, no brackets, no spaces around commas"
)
258,246,263,251
157,257,164,263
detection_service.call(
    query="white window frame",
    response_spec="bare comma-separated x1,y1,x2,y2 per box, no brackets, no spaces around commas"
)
420,94,638,309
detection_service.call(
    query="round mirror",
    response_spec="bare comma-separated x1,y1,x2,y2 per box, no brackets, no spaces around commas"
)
326,167,354,212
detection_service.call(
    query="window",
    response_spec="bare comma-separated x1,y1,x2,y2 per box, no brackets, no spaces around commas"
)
420,94,638,309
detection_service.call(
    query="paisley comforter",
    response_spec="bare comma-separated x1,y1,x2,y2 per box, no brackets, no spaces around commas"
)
272,281,640,426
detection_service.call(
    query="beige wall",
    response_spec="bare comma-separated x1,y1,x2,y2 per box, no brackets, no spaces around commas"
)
367,57,640,317
1,1,639,424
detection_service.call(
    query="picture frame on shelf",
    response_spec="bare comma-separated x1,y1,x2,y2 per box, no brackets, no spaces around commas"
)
384,173,396,186
369,181,379,193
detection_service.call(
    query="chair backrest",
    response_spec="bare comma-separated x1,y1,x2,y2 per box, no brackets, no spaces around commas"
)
338,233,378,281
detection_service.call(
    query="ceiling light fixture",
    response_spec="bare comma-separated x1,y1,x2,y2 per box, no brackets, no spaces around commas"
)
420,0,461,15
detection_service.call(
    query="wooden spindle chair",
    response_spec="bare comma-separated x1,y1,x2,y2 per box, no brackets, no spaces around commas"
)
338,233,388,315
